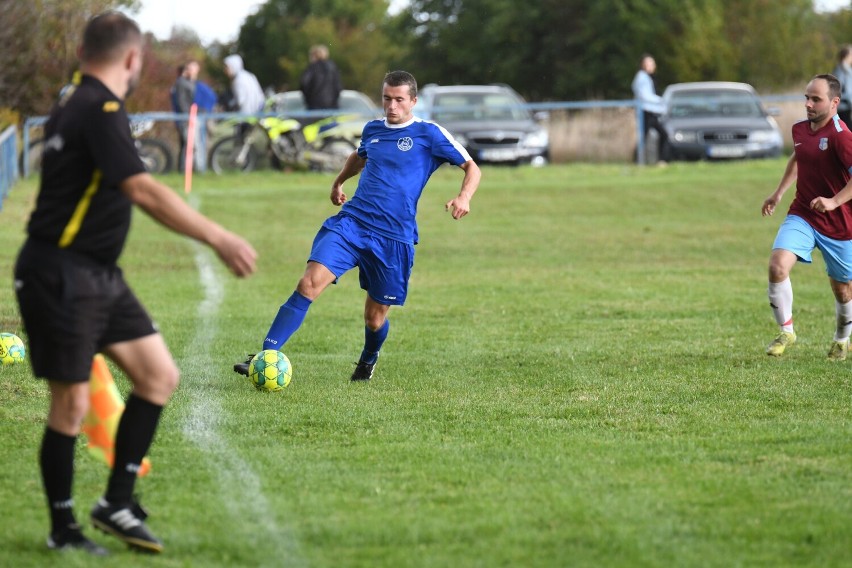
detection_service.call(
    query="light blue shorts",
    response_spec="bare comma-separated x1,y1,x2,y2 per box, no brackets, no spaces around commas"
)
772,214,852,282
309,214,415,306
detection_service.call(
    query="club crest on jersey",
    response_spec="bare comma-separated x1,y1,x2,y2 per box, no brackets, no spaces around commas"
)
397,137,414,152
820,137,828,151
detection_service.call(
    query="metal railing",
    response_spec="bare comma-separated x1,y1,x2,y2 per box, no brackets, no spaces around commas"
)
0,125,19,210
21,95,802,175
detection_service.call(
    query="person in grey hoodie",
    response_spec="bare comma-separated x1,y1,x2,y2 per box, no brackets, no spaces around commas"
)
223,54,266,141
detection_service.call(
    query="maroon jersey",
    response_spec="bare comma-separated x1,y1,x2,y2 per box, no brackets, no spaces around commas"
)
788,115,852,240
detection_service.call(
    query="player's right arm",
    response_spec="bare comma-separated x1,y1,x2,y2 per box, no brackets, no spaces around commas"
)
330,151,366,206
120,173,257,277
762,152,798,217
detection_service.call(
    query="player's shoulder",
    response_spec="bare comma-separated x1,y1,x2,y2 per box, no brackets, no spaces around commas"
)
68,76,124,117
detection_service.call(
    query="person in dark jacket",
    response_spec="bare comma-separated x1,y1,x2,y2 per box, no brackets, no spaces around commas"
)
299,44,342,111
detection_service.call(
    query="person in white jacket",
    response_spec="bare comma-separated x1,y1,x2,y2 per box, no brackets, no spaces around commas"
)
223,54,266,141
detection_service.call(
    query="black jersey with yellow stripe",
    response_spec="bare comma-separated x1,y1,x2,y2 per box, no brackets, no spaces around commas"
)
26,74,146,266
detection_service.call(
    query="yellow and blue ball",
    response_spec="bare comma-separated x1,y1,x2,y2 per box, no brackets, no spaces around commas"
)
0,333,26,365
248,349,292,391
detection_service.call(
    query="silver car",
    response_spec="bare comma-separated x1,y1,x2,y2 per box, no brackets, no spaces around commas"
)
415,84,549,166
265,89,383,120
660,81,783,161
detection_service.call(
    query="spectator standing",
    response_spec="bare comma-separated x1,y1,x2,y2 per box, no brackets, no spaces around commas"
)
833,45,852,127
300,44,342,111
631,53,666,162
223,54,265,141
170,60,198,169
223,54,264,116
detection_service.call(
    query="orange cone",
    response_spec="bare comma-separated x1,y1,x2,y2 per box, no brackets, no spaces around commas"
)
81,355,151,477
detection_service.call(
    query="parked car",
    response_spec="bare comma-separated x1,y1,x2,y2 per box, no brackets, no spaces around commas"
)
414,84,549,166
658,81,783,161
265,89,382,121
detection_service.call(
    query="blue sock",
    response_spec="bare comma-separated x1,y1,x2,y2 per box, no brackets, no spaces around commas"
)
263,291,312,351
360,319,389,364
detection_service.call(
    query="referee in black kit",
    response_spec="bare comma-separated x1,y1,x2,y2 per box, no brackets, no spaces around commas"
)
13,11,256,555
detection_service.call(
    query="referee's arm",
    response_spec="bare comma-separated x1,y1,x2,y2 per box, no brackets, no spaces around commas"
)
120,172,257,277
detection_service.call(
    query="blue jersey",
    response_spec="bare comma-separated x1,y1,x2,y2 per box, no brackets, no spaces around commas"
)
341,117,471,244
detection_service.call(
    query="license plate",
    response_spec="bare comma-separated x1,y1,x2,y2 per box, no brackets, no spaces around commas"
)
707,145,746,158
480,148,519,161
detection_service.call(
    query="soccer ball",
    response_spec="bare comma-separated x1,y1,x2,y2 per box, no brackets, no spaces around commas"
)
248,350,292,391
0,333,26,365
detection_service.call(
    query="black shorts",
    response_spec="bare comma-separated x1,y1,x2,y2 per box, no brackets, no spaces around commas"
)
14,240,157,382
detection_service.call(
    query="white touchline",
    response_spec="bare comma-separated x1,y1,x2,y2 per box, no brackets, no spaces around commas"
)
179,194,306,564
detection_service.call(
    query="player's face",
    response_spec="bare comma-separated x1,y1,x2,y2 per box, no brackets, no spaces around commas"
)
383,84,416,124
804,78,838,126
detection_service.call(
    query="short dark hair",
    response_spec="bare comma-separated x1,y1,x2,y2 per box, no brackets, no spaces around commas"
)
814,73,842,100
383,70,418,99
80,11,142,64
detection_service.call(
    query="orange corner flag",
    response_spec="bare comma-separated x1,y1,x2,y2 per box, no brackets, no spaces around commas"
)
184,103,197,194
81,354,151,477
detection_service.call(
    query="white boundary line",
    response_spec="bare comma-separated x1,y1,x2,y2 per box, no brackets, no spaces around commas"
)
179,194,305,565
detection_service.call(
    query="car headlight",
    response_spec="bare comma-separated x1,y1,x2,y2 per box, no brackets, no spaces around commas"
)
672,130,697,143
749,130,781,144
522,129,548,149
452,133,469,146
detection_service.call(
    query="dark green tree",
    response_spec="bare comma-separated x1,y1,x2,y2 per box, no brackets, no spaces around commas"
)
233,0,392,97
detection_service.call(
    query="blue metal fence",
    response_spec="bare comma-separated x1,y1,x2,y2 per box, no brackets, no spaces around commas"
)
20,94,802,175
0,125,19,211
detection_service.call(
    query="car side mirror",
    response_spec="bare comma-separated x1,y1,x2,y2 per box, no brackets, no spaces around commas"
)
765,106,782,117
533,111,550,122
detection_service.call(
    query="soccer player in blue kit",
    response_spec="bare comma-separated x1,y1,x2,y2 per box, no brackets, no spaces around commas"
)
235,70,481,381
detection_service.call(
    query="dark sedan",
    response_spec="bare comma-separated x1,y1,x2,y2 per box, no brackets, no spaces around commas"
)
659,81,784,161
414,84,549,166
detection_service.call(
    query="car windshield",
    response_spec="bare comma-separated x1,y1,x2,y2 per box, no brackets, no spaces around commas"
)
431,93,529,122
668,90,764,118
269,93,377,116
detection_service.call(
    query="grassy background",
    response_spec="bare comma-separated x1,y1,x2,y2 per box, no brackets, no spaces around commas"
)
1,161,850,567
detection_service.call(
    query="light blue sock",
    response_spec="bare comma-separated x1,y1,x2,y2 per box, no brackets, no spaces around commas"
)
359,319,389,364
263,291,312,351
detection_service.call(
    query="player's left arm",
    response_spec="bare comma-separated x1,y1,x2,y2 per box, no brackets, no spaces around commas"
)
810,176,852,213
445,159,481,220
810,134,852,213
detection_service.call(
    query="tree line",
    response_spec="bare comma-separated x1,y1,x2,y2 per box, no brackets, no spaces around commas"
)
3,0,852,122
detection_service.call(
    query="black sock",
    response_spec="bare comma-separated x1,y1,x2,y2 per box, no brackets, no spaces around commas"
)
40,427,77,533
105,394,163,504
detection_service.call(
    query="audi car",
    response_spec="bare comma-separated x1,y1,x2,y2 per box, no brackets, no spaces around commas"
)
414,84,549,166
659,81,783,161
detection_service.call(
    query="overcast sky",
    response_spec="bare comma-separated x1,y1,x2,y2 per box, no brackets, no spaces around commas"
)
128,0,410,44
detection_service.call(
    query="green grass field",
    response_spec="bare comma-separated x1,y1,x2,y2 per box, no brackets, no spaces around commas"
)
1,161,850,567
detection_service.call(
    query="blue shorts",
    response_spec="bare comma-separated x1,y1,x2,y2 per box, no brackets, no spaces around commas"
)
309,214,415,306
773,214,852,282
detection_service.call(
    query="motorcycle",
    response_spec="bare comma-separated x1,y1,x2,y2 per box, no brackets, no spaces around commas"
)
207,113,363,175
22,118,173,175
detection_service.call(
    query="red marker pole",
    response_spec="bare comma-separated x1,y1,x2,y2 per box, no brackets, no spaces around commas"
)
184,103,198,193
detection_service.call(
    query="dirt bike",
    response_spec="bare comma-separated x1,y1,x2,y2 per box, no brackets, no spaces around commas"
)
207,113,363,175
22,119,173,175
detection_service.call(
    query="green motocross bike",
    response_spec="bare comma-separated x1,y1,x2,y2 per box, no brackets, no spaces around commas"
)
207,113,363,174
